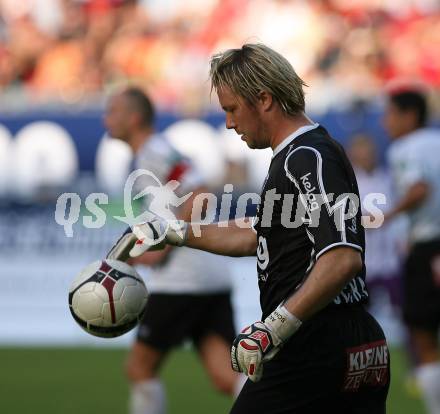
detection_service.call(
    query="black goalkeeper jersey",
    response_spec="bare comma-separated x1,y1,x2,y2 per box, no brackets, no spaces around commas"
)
253,125,368,319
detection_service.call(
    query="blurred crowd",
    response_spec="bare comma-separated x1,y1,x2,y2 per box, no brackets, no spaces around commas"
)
0,0,439,113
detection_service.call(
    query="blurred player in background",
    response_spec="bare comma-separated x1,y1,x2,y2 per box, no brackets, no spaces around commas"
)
104,87,239,414
348,134,403,330
384,87,440,414
111,44,390,413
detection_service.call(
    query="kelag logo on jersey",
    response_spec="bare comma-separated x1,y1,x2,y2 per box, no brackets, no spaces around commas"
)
299,172,320,212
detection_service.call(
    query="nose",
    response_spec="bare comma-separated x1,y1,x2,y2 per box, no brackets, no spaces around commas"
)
225,113,236,130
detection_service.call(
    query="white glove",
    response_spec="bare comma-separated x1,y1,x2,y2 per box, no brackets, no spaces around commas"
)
106,215,188,261
130,216,188,257
231,305,302,382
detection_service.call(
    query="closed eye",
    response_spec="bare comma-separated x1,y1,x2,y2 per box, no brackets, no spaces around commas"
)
222,106,236,114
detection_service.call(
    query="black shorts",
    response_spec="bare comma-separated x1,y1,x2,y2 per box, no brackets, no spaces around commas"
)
136,292,235,351
231,307,390,414
403,239,440,331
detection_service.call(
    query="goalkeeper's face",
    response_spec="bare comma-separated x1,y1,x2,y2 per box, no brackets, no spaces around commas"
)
217,85,269,150
104,94,132,143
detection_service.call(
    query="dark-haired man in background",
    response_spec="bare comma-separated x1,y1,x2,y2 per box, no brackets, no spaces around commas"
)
384,87,440,414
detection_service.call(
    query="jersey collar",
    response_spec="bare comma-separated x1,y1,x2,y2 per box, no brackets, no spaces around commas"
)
272,123,319,158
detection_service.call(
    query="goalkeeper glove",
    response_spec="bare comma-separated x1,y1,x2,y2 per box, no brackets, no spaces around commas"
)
106,215,188,261
231,305,302,382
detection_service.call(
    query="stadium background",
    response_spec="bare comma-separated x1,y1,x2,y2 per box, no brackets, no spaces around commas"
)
1,1,439,413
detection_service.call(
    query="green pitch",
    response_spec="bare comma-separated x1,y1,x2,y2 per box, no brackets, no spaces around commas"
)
0,347,426,414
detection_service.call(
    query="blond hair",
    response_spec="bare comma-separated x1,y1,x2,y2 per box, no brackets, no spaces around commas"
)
210,43,307,116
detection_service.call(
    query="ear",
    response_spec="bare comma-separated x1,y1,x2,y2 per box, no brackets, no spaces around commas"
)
256,91,273,113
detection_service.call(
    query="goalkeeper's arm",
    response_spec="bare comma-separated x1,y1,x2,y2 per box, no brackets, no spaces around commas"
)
178,189,257,257
127,192,258,263
108,188,258,260
127,217,257,259
185,218,257,257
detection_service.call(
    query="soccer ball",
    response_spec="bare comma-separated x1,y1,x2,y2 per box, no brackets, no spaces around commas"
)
69,259,148,338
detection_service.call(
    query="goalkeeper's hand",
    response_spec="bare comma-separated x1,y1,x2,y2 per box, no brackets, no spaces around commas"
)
106,215,188,261
231,305,302,382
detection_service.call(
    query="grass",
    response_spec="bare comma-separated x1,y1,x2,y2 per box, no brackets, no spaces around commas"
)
0,347,426,414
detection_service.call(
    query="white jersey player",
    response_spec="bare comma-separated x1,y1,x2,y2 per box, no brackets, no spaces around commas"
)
104,87,239,414
387,127,440,243
384,87,440,414
134,133,232,294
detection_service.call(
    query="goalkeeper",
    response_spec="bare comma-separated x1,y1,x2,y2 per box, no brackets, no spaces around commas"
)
111,44,390,413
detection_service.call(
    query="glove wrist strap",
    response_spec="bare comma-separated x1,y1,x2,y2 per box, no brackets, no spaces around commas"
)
264,305,302,343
